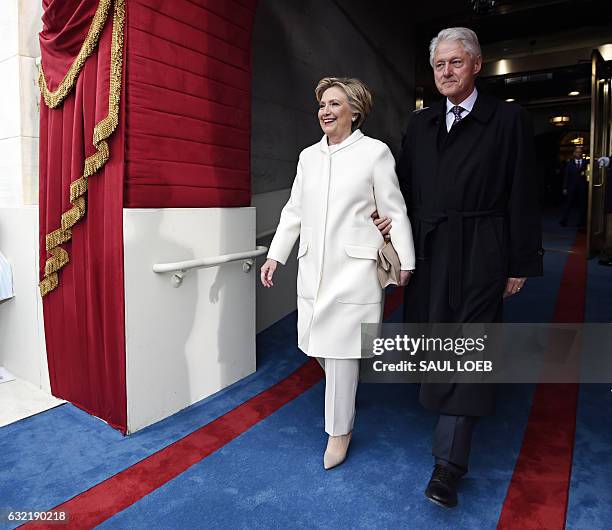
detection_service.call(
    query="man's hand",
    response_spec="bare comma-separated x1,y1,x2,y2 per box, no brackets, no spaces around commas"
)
597,156,610,168
260,259,278,287
371,210,392,240
399,270,413,287
503,277,526,298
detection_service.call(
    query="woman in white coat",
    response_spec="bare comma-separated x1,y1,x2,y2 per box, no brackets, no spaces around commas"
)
260,77,415,469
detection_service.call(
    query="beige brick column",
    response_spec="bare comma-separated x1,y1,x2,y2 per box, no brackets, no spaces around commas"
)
0,0,43,207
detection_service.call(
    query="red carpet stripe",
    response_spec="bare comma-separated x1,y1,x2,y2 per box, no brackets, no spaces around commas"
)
26,292,402,528
497,233,587,529
25,360,323,529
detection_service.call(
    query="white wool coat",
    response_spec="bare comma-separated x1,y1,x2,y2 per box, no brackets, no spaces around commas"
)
267,130,415,358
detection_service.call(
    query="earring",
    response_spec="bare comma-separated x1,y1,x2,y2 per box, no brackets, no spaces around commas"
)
352,116,357,122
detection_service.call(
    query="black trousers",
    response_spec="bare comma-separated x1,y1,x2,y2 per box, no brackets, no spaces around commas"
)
560,184,587,226
432,414,478,476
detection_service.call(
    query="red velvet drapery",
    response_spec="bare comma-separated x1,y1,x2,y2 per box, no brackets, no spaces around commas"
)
39,0,257,435
39,0,127,432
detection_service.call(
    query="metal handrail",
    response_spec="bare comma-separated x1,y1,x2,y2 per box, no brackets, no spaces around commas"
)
153,246,268,273
153,245,268,287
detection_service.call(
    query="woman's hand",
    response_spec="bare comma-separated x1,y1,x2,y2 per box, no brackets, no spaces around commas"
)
371,210,392,240
399,270,413,287
260,259,278,287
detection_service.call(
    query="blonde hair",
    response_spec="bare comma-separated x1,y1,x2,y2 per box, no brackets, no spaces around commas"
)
315,77,373,130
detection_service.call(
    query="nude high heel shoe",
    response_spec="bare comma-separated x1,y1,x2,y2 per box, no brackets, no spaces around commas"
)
323,432,352,470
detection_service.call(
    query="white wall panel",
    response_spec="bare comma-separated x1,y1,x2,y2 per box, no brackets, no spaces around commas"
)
0,1,18,64
124,208,258,433
19,55,40,139
0,206,49,391
0,138,23,209
18,0,43,59
0,56,21,140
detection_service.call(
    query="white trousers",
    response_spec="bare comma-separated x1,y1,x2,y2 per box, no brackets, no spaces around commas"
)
317,358,360,436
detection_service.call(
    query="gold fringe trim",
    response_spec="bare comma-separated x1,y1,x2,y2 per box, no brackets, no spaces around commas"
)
39,0,112,109
39,0,125,298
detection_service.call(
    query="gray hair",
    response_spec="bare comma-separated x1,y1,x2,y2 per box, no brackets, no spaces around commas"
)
429,27,482,67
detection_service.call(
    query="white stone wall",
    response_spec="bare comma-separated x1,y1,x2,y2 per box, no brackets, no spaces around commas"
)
0,207,48,391
0,0,47,390
124,208,257,433
0,0,42,207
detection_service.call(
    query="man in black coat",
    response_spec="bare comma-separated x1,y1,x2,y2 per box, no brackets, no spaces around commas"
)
377,27,543,508
559,145,588,227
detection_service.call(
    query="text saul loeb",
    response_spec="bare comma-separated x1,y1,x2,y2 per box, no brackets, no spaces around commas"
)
371,359,494,372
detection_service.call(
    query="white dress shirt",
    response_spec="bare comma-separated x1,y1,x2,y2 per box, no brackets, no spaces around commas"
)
446,87,478,132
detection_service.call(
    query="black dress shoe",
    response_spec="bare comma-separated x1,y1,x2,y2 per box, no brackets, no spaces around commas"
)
424,464,459,508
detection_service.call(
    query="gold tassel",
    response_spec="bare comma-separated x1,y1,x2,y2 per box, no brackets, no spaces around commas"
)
39,0,125,297
38,0,112,109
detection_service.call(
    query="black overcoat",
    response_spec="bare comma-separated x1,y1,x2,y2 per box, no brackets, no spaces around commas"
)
562,158,588,193
397,92,544,416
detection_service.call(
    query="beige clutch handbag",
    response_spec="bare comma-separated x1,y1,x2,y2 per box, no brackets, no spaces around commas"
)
377,241,401,288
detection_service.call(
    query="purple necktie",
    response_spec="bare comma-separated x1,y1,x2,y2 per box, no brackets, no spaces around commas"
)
451,105,465,127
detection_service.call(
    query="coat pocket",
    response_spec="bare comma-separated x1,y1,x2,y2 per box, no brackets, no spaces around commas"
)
337,244,383,304
297,227,315,299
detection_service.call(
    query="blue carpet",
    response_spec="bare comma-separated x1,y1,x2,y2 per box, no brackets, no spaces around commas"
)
0,312,305,528
540,211,578,254
100,382,533,529
565,250,612,528
99,235,569,529
566,384,612,529
584,256,612,323
2,219,611,528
